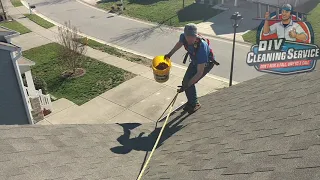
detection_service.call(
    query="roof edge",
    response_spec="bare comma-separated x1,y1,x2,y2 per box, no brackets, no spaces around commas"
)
0,25,21,40
0,42,21,52
18,57,36,66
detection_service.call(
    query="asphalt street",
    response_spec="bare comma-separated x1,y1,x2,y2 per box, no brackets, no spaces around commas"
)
24,0,265,82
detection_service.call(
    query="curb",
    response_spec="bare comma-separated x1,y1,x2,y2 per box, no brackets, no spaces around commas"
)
174,26,253,47
20,0,238,85
195,30,253,47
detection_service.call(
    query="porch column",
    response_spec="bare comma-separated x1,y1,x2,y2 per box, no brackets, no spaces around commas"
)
25,70,37,97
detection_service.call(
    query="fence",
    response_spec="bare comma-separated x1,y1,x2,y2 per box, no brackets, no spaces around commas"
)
37,89,53,111
24,87,53,111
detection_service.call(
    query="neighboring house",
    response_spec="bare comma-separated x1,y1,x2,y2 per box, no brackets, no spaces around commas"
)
0,25,52,125
250,0,311,7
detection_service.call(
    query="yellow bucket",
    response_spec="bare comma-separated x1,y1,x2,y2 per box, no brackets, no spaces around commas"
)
152,55,172,83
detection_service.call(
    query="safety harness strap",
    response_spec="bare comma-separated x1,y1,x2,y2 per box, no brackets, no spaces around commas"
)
182,35,220,66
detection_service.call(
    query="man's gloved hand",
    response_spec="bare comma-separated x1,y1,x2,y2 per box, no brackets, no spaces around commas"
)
213,60,220,66
212,55,220,66
177,85,187,93
164,54,171,60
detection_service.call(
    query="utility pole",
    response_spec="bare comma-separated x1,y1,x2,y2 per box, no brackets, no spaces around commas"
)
0,0,7,21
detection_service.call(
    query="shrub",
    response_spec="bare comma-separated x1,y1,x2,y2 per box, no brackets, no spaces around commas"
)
22,75,48,95
33,76,48,94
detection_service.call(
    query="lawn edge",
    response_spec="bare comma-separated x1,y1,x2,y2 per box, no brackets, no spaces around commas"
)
11,0,23,7
24,14,55,29
0,19,32,34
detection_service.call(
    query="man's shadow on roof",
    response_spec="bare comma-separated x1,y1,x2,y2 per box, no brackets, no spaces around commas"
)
110,111,190,154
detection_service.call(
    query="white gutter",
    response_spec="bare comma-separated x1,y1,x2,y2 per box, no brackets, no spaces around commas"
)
10,48,34,125
0,42,21,52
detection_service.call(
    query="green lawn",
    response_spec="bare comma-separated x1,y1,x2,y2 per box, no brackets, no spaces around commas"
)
242,27,258,44
24,14,55,29
11,0,23,7
82,38,151,67
0,20,31,34
23,43,136,105
242,3,320,46
97,0,223,27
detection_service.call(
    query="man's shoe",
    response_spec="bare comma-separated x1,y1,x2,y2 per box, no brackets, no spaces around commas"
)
187,103,201,114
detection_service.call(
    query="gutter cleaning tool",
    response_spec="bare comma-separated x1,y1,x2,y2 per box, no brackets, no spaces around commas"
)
136,92,179,180
152,55,172,83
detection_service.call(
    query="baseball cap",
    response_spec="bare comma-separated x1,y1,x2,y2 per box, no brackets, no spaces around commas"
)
184,23,197,37
282,4,293,11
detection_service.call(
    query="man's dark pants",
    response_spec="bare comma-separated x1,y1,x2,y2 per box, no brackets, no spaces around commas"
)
182,61,214,106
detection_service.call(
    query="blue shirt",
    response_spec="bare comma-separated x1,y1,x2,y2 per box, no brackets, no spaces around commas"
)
179,33,210,65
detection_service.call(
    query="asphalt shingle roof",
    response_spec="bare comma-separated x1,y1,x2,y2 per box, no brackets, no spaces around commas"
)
0,123,155,180
1,64,320,180
143,67,320,180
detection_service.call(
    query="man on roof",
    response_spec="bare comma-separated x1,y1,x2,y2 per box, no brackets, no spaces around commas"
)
164,23,219,114
263,4,308,42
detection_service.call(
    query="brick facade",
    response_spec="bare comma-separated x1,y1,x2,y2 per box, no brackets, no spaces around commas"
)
30,96,44,123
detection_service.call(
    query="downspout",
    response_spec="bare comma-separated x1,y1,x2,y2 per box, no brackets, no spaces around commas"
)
11,48,34,125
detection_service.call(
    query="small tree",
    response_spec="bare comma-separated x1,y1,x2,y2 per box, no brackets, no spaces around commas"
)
57,21,87,78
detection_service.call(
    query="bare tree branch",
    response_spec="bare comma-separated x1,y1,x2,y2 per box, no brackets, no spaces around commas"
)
57,21,87,76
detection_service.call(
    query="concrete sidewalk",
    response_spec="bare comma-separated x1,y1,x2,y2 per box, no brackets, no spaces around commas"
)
6,2,228,125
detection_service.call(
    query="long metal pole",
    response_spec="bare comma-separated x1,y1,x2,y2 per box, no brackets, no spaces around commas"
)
229,24,237,87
